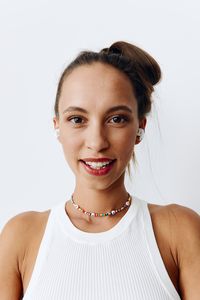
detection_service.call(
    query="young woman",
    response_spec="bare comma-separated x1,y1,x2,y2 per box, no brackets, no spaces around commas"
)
0,41,199,300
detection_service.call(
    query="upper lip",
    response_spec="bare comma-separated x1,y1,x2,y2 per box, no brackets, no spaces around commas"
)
80,158,115,162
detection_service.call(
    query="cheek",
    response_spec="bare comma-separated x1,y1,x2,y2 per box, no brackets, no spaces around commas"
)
110,131,136,163
112,128,136,149
61,134,82,161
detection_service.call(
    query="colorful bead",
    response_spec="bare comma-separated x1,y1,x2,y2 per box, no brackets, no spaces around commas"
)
70,194,131,217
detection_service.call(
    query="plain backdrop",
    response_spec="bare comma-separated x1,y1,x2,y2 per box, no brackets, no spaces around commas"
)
0,0,200,230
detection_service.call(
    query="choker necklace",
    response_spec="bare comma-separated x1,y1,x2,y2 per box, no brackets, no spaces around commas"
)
70,193,132,217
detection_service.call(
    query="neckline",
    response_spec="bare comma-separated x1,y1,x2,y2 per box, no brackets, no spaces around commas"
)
56,195,141,244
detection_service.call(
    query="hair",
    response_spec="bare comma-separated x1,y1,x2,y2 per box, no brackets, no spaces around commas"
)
54,41,162,177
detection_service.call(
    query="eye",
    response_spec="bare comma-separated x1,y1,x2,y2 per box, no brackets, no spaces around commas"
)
109,115,129,124
67,116,84,124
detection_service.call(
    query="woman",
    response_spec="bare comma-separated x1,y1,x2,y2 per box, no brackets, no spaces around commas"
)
0,41,199,300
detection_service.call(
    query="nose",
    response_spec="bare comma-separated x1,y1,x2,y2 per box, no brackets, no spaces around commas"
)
85,124,110,152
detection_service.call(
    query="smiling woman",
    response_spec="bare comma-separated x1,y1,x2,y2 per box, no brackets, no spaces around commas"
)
0,41,200,300
54,61,143,193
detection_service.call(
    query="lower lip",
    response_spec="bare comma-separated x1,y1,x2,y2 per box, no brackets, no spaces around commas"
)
80,160,116,176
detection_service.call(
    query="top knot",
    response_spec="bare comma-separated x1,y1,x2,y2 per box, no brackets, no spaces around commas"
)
100,41,161,86
100,46,122,56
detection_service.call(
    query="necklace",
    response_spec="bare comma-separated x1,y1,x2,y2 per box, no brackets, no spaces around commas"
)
70,193,132,217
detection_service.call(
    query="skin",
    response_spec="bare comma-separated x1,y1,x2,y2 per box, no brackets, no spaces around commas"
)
0,62,200,299
54,62,146,224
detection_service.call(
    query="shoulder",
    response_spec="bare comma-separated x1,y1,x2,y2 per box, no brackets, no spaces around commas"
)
149,202,200,298
148,201,199,228
0,209,50,265
1,211,38,241
149,202,200,252
154,203,200,245
1,209,50,240
0,210,50,298
164,203,200,262
166,204,200,298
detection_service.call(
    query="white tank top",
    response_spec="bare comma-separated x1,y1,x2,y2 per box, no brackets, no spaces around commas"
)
23,196,181,300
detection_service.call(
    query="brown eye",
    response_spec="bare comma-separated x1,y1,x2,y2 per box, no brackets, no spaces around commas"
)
110,115,128,124
68,116,84,124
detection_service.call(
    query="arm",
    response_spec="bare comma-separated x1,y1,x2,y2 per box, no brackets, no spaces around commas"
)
171,204,200,299
0,215,26,299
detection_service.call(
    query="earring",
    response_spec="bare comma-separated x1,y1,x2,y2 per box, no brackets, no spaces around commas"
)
137,128,145,141
55,128,60,137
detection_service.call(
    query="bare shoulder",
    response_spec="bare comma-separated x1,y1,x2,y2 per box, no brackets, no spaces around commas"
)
147,202,181,279
148,201,200,228
151,202,200,241
148,202,200,256
1,210,44,247
167,204,200,299
0,209,50,247
0,209,50,299
149,202,200,299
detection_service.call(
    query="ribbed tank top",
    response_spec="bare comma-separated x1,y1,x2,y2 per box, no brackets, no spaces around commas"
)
23,196,181,300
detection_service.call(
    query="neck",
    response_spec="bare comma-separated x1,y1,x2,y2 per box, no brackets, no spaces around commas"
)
71,183,129,215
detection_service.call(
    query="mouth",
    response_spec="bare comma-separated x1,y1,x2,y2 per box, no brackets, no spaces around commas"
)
79,159,116,176
80,159,116,169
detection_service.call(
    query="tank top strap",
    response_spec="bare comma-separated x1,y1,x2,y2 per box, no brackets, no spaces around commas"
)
23,205,57,298
139,198,181,300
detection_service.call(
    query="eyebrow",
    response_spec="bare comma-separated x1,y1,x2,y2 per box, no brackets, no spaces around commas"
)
62,105,133,115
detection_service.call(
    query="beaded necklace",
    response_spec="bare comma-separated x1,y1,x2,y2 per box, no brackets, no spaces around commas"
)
70,193,132,217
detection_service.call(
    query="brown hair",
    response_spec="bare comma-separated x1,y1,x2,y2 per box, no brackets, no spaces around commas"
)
54,41,161,176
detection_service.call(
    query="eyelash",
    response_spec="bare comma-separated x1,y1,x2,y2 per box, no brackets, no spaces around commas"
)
67,115,129,126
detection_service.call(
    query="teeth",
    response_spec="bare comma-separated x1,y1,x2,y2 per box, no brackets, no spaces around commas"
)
85,161,112,169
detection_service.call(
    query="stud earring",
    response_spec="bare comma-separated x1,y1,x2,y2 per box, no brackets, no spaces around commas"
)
55,128,60,137
137,128,145,141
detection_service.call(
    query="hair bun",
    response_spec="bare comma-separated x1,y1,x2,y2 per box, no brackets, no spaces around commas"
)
108,46,122,55
104,41,161,86
100,47,109,54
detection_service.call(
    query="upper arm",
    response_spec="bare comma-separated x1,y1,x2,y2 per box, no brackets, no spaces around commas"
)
170,204,200,300
0,212,36,300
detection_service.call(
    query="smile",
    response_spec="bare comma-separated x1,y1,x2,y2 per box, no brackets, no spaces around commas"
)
84,161,112,169
80,159,116,176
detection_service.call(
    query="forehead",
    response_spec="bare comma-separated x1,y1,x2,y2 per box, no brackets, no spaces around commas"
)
59,62,137,111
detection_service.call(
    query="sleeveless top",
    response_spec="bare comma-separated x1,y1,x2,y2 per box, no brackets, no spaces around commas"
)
23,196,181,300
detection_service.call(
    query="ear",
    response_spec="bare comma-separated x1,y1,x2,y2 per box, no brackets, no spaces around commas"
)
135,117,147,145
139,117,147,129
53,117,61,143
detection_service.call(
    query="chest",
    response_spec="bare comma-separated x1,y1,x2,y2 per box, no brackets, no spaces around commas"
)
22,205,178,292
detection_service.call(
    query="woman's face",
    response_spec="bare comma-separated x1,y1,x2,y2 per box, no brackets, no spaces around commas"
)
54,62,146,190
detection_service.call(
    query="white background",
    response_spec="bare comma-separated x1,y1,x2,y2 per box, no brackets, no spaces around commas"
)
0,0,199,230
